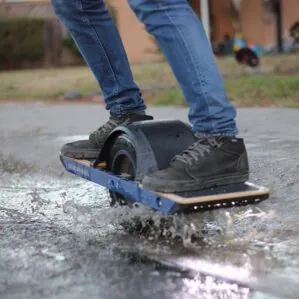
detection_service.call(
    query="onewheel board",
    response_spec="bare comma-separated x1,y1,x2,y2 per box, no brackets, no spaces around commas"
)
60,155,270,214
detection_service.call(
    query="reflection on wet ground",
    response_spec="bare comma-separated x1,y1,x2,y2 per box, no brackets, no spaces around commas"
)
1,104,299,299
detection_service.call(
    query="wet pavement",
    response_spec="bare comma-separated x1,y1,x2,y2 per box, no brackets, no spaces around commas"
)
0,102,298,299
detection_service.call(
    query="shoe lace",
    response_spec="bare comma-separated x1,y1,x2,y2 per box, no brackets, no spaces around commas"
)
172,137,223,166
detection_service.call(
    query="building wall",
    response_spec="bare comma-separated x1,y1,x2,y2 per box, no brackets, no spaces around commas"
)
108,0,233,62
239,0,299,48
108,0,161,63
210,0,234,42
110,0,299,57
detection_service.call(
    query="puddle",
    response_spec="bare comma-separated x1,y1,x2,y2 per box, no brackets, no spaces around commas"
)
1,104,299,298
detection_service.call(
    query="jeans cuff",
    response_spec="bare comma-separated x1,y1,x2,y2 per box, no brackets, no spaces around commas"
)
194,131,237,138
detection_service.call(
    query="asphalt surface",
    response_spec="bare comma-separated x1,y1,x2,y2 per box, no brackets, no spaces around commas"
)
0,102,299,299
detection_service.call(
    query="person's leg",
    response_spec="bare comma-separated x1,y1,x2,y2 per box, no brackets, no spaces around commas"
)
51,0,145,116
52,0,152,157
128,0,237,136
128,0,248,192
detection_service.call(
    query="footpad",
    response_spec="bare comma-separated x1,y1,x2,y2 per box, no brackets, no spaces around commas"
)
163,183,269,213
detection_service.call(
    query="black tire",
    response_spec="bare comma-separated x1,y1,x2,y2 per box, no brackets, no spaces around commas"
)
107,134,137,206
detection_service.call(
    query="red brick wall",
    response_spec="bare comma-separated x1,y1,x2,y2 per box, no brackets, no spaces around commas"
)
108,0,162,63
240,0,299,47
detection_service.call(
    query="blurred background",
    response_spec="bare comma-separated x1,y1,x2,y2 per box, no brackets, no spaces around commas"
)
0,0,299,107
1,3,299,298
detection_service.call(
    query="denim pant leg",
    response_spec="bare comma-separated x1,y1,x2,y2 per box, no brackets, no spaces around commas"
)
128,0,238,136
51,0,146,116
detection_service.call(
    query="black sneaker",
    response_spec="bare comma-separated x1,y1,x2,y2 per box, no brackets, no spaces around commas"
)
142,136,249,193
61,112,153,159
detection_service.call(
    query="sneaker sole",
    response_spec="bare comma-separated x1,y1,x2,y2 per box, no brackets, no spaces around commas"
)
142,173,249,193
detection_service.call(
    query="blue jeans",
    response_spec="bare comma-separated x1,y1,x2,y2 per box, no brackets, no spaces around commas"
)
51,0,238,136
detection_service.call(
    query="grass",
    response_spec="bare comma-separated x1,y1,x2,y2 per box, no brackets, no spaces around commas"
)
150,75,299,108
225,75,299,107
0,67,98,100
0,54,299,107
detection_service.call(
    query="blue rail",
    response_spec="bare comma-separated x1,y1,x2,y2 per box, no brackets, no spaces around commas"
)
60,155,177,214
